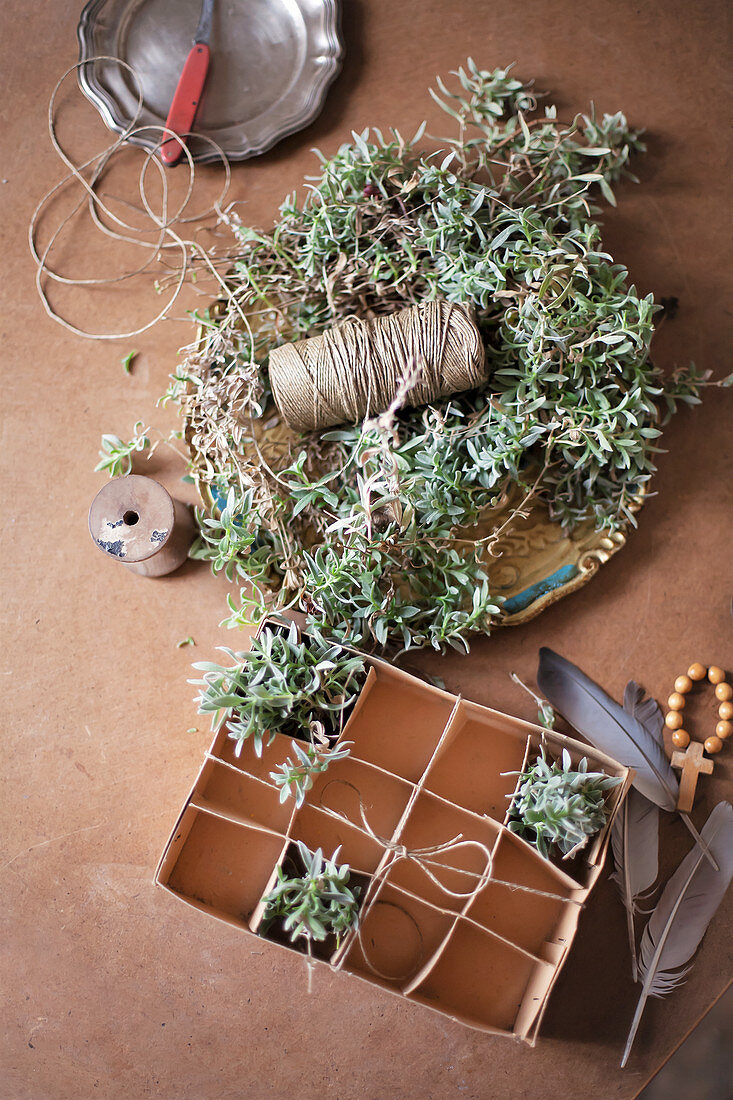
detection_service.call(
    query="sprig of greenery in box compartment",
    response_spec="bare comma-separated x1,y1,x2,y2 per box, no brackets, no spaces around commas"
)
193,622,365,806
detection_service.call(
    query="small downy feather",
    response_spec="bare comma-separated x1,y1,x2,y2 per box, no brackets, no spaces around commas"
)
536,649,717,867
621,801,733,1067
610,682,662,979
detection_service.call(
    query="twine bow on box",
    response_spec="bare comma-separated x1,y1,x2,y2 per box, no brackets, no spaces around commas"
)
316,777,582,985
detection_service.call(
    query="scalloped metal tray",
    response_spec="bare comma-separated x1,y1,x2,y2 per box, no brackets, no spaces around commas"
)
186,302,643,629
77,0,343,163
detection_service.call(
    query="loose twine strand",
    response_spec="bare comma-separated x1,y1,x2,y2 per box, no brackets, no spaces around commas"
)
28,58,237,340
268,299,488,432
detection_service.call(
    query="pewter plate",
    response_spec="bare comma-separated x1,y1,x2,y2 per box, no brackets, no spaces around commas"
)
77,0,342,163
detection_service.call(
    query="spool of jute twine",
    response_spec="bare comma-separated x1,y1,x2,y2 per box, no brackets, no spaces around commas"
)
268,298,487,433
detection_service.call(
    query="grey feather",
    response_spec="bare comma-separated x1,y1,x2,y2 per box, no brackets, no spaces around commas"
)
611,787,660,907
537,652,718,869
537,649,678,810
611,788,660,980
609,681,661,980
623,680,665,744
621,801,733,1067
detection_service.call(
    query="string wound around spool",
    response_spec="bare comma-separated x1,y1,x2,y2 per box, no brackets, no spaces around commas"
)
268,298,488,433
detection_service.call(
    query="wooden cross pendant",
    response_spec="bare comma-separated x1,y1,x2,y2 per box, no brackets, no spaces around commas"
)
671,741,714,813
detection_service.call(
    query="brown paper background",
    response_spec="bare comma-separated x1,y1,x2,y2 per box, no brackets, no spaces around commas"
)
2,1,731,1096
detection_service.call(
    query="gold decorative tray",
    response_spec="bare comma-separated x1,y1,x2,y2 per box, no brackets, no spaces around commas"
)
477,479,641,625
184,310,643,629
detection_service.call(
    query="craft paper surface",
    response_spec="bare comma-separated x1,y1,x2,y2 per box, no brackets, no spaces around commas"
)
4,2,731,1096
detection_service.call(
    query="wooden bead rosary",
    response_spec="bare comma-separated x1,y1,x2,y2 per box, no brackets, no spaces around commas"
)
665,663,732,812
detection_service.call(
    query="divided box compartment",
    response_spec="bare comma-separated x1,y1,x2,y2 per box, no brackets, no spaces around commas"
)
248,839,372,962
157,619,631,1042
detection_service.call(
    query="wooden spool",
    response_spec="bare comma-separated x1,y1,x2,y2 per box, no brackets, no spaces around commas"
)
88,475,196,577
268,299,487,433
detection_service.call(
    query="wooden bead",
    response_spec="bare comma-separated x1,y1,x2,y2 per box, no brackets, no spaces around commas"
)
718,701,733,721
708,666,725,685
674,675,693,694
667,692,686,711
665,710,684,730
672,729,690,749
715,681,733,702
715,721,733,740
704,736,723,754
688,662,707,681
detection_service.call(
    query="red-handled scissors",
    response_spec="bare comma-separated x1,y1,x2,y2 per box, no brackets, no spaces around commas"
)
160,0,215,167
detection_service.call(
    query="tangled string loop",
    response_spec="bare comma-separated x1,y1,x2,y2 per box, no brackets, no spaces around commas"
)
28,57,233,340
315,776,580,985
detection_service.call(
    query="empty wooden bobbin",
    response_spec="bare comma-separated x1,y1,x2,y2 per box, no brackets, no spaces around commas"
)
89,475,196,577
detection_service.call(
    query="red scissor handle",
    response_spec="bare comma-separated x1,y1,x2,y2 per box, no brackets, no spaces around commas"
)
160,42,210,167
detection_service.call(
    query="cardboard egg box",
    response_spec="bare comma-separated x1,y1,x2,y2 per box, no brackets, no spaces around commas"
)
156,621,631,1043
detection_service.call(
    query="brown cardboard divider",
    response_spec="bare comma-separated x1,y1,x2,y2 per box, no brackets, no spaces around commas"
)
341,664,456,781
339,881,456,989
385,791,501,912
191,757,293,833
210,725,301,780
156,800,201,886
162,807,288,924
516,941,568,1047
307,755,415,845
408,918,554,1034
289,803,386,876
465,828,580,957
423,700,530,820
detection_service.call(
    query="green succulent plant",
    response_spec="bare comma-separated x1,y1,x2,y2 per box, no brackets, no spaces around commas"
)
260,841,361,947
192,623,365,756
507,748,621,859
95,420,150,477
